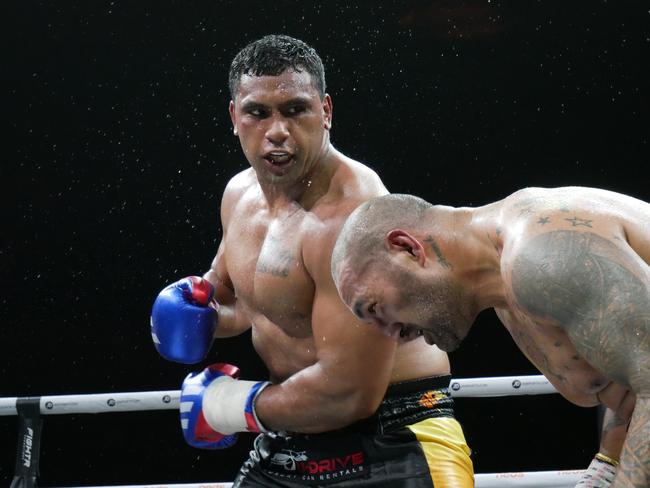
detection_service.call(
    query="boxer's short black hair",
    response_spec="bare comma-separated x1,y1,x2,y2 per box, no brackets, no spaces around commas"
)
229,35,326,100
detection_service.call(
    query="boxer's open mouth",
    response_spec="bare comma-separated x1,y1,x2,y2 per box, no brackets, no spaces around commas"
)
264,151,294,166
398,325,426,343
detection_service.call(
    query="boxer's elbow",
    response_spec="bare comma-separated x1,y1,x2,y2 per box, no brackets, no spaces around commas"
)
332,384,385,423
352,394,383,420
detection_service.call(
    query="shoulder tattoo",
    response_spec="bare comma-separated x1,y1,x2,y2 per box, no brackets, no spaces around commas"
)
511,230,650,388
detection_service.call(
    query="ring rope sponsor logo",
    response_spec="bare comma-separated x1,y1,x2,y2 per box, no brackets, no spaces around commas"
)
558,470,586,476
495,472,524,478
453,382,491,389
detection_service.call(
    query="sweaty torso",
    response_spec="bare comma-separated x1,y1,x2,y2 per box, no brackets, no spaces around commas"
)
224,160,449,383
496,187,650,415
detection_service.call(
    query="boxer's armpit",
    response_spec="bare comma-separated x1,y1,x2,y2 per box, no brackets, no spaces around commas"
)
510,230,650,392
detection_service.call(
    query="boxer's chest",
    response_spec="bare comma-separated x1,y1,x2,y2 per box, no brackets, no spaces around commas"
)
495,306,609,397
225,207,315,338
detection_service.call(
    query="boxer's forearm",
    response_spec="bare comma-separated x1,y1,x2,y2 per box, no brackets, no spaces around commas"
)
575,408,627,487
211,304,252,338
203,268,252,338
599,407,627,461
254,364,388,433
613,396,650,487
252,318,396,432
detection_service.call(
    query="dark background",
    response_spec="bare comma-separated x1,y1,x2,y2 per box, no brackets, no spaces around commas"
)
3,0,649,485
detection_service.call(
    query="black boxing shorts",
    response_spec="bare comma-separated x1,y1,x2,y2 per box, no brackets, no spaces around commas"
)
232,375,473,487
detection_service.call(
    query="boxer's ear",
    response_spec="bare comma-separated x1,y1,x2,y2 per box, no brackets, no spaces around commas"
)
386,229,426,266
322,94,332,130
229,101,238,135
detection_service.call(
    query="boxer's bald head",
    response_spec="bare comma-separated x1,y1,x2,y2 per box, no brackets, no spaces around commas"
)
332,194,473,351
331,194,432,287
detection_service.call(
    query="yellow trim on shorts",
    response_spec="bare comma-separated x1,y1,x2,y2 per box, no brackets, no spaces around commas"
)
407,417,474,488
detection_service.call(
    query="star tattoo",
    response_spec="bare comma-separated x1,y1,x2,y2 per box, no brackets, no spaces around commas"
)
564,216,593,227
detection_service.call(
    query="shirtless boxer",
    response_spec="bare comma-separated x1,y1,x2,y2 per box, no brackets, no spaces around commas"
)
331,187,650,487
150,35,473,487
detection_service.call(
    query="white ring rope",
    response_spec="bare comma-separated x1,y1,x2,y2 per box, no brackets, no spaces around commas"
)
5,375,579,487
53,469,586,488
0,374,556,416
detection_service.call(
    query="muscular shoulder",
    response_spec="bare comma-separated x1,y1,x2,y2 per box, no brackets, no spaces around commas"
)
337,157,388,202
313,158,386,237
501,186,638,246
302,157,387,279
501,186,648,306
318,156,388,220
494,187,650,272
504,186,648,224
502,186,581,219
220,168,257,227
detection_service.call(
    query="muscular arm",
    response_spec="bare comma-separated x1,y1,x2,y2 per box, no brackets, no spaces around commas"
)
511,230,650,487
254,303,397,433
254,216,397,433
203,178,253,338
599,407,628,462
203,241,252,338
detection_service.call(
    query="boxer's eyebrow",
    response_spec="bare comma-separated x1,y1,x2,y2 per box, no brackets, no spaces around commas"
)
240,101,266,112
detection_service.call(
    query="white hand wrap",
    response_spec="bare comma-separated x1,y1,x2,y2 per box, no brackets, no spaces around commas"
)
202,375,270,435
574,453,618,487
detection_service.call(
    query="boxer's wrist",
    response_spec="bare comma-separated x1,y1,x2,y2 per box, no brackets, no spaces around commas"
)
203,375,270,434
595,452,619,467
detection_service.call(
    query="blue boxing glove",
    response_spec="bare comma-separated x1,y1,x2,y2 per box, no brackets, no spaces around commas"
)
150,276,218,364
180,363,270,449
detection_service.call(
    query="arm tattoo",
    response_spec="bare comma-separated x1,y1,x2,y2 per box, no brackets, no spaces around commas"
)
510,327,566,383
603,410,628,434
424,236,453,269
511,231,650,391
615,397,650,487
512,231,650,486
